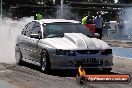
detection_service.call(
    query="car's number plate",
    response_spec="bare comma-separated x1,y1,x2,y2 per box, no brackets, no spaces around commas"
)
82,58,97,64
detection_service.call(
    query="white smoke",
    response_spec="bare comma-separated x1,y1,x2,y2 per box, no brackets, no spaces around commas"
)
55,0,78,20
55,5,79,20
56,5,69,19
0,17,34,64
120,8,132,39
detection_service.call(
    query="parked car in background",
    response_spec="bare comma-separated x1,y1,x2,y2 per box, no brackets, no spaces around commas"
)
15,19,113,73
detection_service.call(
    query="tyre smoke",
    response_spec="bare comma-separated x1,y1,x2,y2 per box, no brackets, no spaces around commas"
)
0,17,34,64
119,8,132,40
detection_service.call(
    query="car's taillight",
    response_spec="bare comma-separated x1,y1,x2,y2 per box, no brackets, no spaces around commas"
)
101,49,112,55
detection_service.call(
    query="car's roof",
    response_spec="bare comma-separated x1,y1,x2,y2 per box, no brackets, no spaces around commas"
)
35,19,80,24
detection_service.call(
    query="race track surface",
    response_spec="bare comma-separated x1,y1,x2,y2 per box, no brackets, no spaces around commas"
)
0,57,131,88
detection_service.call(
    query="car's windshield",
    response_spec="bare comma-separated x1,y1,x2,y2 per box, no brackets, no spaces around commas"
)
43,23,95,38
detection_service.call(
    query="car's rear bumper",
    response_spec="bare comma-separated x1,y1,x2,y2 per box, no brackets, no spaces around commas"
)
51,66,112,70
49,54,113,69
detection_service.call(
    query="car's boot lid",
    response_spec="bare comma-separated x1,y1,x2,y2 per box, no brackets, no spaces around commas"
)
64,33,110,49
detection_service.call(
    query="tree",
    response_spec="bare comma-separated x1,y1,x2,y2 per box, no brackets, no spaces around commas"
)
3,0,37,5
118,0,132,3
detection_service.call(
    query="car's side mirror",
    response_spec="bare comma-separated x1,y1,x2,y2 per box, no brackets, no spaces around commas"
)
94,33,100,39
30,34,40,39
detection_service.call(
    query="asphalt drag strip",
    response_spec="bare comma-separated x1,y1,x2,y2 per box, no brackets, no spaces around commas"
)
0,57,131,88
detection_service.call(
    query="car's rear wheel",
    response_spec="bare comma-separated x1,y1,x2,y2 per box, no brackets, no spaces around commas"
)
40,50,50,73
15,46,23,65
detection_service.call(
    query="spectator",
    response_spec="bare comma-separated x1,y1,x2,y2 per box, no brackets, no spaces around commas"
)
86,15,96,33
115,19,125,39
94,12,103,39
87,15,94,24
82,16,88,24
103,22,111,37
115,21,119,37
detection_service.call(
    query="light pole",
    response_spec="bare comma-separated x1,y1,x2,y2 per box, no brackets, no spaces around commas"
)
0,0,2,18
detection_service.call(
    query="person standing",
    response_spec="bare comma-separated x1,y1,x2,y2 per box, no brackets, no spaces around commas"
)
87,14,94,24
115,19,125,39
94,12,103,39
104,22,111,37
86,15,96,33
82,16,88,24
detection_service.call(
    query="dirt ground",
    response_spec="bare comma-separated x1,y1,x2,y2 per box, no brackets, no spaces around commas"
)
0,57,131,88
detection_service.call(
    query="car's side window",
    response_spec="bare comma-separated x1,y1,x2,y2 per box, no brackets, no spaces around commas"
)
31,26,41,34
26,22,35,37
31,22,41,34
33,22,41,28
30,22,42,38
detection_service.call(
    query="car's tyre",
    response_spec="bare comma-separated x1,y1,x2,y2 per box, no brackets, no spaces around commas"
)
40,50,50,73
102,68,112,73
15,46,23,65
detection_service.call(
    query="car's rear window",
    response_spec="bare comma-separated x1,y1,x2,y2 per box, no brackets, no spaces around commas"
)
43,23,94,38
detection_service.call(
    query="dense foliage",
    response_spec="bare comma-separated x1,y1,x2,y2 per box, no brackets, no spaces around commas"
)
118,0,132,3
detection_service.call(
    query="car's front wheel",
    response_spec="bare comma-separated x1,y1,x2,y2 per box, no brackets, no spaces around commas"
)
15,46,23,65
40,50,50,73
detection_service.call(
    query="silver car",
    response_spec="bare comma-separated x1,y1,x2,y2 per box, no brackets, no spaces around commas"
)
15,19,113,73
